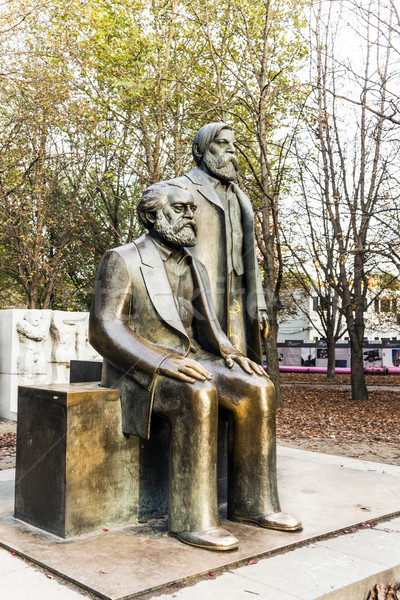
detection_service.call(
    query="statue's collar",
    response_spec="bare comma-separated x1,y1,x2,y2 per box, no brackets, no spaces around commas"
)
192,166,235,190
148,235,190,264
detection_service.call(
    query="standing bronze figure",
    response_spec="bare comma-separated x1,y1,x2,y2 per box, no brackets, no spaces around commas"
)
89,182,301,552
171,123,268,361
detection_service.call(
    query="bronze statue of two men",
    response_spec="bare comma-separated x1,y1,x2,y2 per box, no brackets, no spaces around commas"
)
89,123,302,551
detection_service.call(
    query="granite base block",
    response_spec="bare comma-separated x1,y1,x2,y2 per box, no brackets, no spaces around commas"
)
15,383,160,537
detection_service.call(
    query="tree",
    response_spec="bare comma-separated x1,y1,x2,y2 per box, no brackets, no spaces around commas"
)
290,0,400,399
0,0,310,329
329,0,400,126
280,235,346,377
0,0,193,308
0,32,92,308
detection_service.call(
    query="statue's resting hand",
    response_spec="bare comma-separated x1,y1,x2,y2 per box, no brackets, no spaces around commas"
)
224,353,268,378
157,355,212,383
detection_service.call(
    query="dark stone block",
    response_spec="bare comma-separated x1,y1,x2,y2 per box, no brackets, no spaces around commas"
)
69,360,102,383
15,389,67,534
15,383,139,537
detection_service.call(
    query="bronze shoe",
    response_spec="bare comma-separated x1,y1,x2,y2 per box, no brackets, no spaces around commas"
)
170,527,239,551
230,511,302,532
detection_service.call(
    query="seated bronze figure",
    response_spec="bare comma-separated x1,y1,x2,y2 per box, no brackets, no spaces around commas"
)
89,182,301,551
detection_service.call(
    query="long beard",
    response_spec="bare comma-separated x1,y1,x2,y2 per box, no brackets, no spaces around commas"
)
203,151,239,182
154,215,197,247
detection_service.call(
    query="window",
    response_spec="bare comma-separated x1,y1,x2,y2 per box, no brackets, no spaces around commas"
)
375,297,397,314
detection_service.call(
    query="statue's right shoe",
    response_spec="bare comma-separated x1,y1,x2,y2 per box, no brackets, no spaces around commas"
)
229,511,302,532
170,527,239,551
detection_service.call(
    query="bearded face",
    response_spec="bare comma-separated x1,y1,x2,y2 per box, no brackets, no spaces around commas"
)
203,148,239,182
154,211,197,247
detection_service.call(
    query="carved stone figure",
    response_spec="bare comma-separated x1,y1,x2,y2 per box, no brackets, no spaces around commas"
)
50,313,80,364
50,313,99,363
89,182,301,551
16,311,50,375
170,123,268,361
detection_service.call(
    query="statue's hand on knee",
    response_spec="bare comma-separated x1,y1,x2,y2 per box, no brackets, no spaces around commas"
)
223,353,268,378
157,355,212,383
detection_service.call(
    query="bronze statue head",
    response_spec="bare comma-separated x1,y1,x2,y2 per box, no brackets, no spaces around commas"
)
192,122,239,182
138,182,198,248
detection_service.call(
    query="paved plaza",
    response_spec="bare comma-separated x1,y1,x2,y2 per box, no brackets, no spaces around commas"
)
1,447,400,599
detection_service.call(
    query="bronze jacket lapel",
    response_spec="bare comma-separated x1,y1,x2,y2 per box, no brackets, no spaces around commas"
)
135,236,190,341
185,167,224,211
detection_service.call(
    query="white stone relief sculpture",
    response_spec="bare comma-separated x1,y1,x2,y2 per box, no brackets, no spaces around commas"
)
50,313,100,363
0,309,101,420
16,311,51,375
50,313,80,364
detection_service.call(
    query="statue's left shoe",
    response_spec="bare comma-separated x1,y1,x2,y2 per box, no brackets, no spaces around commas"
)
229,511,302,532
170,527,239,551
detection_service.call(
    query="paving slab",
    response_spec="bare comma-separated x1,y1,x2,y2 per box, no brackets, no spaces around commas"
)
227,534,399,600
153,527,400,600
153,569,303,600
1,447,400,600
0,546,89,600
321,527,400,565
374,516,400,533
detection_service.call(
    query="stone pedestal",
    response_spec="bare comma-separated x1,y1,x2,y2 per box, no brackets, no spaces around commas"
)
14,383,167,537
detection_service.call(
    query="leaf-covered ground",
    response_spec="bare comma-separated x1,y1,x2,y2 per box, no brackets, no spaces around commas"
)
278,373,400,464
0,420,16,470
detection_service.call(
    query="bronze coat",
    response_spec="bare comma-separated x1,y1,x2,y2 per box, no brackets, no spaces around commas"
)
171,167,266,364
89,234,239,439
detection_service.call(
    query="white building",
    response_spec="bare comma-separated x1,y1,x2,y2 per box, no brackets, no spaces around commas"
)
278,289,400,343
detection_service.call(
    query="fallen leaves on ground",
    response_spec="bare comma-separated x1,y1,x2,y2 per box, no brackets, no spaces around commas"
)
0,434,17,468
278,373,400,463
281,372,400,386
278,374,400,445
367,583,400,600
0,432,16,452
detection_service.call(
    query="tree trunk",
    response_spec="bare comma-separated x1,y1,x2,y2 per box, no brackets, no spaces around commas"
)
27,283,40,309
326,336,336,378
350,340,368,401
42,295,53,310
266,315,283,408
28,298,40,309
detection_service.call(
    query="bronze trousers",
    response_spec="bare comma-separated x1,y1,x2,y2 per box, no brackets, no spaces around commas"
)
152,352,281,534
